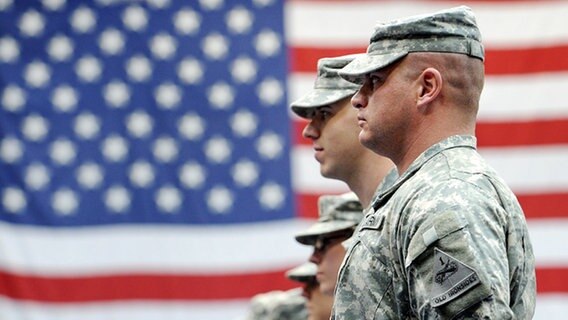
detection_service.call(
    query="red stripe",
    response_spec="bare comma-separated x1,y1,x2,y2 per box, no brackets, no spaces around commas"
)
293,118,568,147
290,46,568,75
0,268,299,302
537,267,568,293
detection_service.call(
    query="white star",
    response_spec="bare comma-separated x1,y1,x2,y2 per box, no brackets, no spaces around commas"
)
25,162,50,190
25,60,50,88
230,56,257,83
42,0,66,11
0,36,19,63
22,113,49,142
74,112,100,140
255,29,281,57
126,55,152,82
200,0,223,10
253,0,275,7
178,112,205,141
230,109,258,137
101,134,128,162
179,161,206,189
51,85,78,112
256,131,284,159
207,82,234,109
150,33,177,60
103,80,130,108
126,110,153,138
47,35,74,61
258,181,286,210
174,8,201,35
19,10,45,37
155,185,182,214
129,160,155,188
204,136,232,163
154,82,181,109
201,32,229,60
232,159,259,187
178,57,204,84
76,162,104,189
147,0,170,9
71,6,96,33
226,6,253,34
0,136,23,163
122,5,147,32
104,185,131,213
49,138,76,165
207,185,234,214
2,187,26,213
75,55,102,82
99,28,125,55
2,85,26,112
257,77,284,106
0,0,13,11
152,136,178,163
52,188,78,215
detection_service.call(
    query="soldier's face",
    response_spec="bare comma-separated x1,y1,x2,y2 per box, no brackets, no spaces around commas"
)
302,97,367,181
309,233,349,295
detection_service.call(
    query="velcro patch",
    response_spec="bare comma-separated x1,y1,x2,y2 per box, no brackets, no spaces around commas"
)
430,248,480,307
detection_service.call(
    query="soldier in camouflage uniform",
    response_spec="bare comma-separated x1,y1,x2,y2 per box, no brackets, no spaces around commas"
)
290,55,395,208
286,262,334,320
244,287,308,320
332,6,536,319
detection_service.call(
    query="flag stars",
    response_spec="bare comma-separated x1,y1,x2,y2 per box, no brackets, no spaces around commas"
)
101,134,129,162
104,185,131,213
207,82,234,109
50,138,76,165
154,82,181,109
129,160,155,188
178,57,204,84
155,185,182,214
174,8,201,35
99,28,125,55
104,80,130,108
178,113,205,141
19,10,45,37
22,113,49,142
179,161,206,189
122,5,148,32
258,181,285,210
76,55,102,82
74,112,101,140
201,32,229,60
257,77,284,106
25,61,51,88
232,159,259,187
126,110,153,138
52,188,79,215
255,29,281,57
0,0,13,11
52,85,78,112
2,187,26,213
230,109,258,137
47,35,74,62
200,0,224,11
207,185,234,214
2,85,26,112
42,0,66,11
25,163,50,190
253,0,275,7
71,6,97,33
152,136,178,163
256,131,284,160
204,136,232,164
0,136,23,163
150,33,177,60
0,36,19,63
231,56,257,83
147,0,170,9
126,55,152,82
226,6,254,34
76,162,104,189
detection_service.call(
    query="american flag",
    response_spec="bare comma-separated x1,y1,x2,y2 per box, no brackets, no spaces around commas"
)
0,0,566,319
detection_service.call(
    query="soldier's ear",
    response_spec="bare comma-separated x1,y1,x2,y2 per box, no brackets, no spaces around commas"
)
416,67,442,110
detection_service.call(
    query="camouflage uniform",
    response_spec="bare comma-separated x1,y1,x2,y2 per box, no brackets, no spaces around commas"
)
332,6,536,320
244,288,308,320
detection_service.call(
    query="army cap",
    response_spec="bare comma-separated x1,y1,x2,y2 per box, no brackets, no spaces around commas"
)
295,192,363,245
286,262,317,283
245,288,307,320
339,6,485,84
290,54,362,118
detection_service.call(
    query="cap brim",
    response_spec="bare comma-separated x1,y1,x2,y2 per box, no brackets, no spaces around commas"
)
339,51,408,84
294,220,357,245
290,88,355,118
285,262,317,283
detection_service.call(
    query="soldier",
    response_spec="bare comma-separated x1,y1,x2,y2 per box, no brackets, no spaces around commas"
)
243,287,307,320
286,262,334,320
332,6,536,319
290,54,395,208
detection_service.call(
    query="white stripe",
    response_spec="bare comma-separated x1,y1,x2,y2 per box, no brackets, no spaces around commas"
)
529,219,568,266
288,72,568,122
534,294,568,320
285,1,568,47
0,220,312,275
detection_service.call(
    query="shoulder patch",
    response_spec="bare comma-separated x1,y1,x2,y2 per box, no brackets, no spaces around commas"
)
430,248,480,307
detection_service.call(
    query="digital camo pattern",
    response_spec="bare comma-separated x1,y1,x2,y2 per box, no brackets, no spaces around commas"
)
340,6,485,84
244,288,308,320
332,135,536,319
295,192,364,245
290,54,361,118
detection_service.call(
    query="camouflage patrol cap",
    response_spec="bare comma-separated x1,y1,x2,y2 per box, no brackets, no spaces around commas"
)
295,192,363,245
290,54,362,118
245,288,308,320
286,262,317,283
339,6,485,84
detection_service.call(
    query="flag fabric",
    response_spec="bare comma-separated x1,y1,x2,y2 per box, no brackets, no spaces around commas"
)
0,0,566,319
